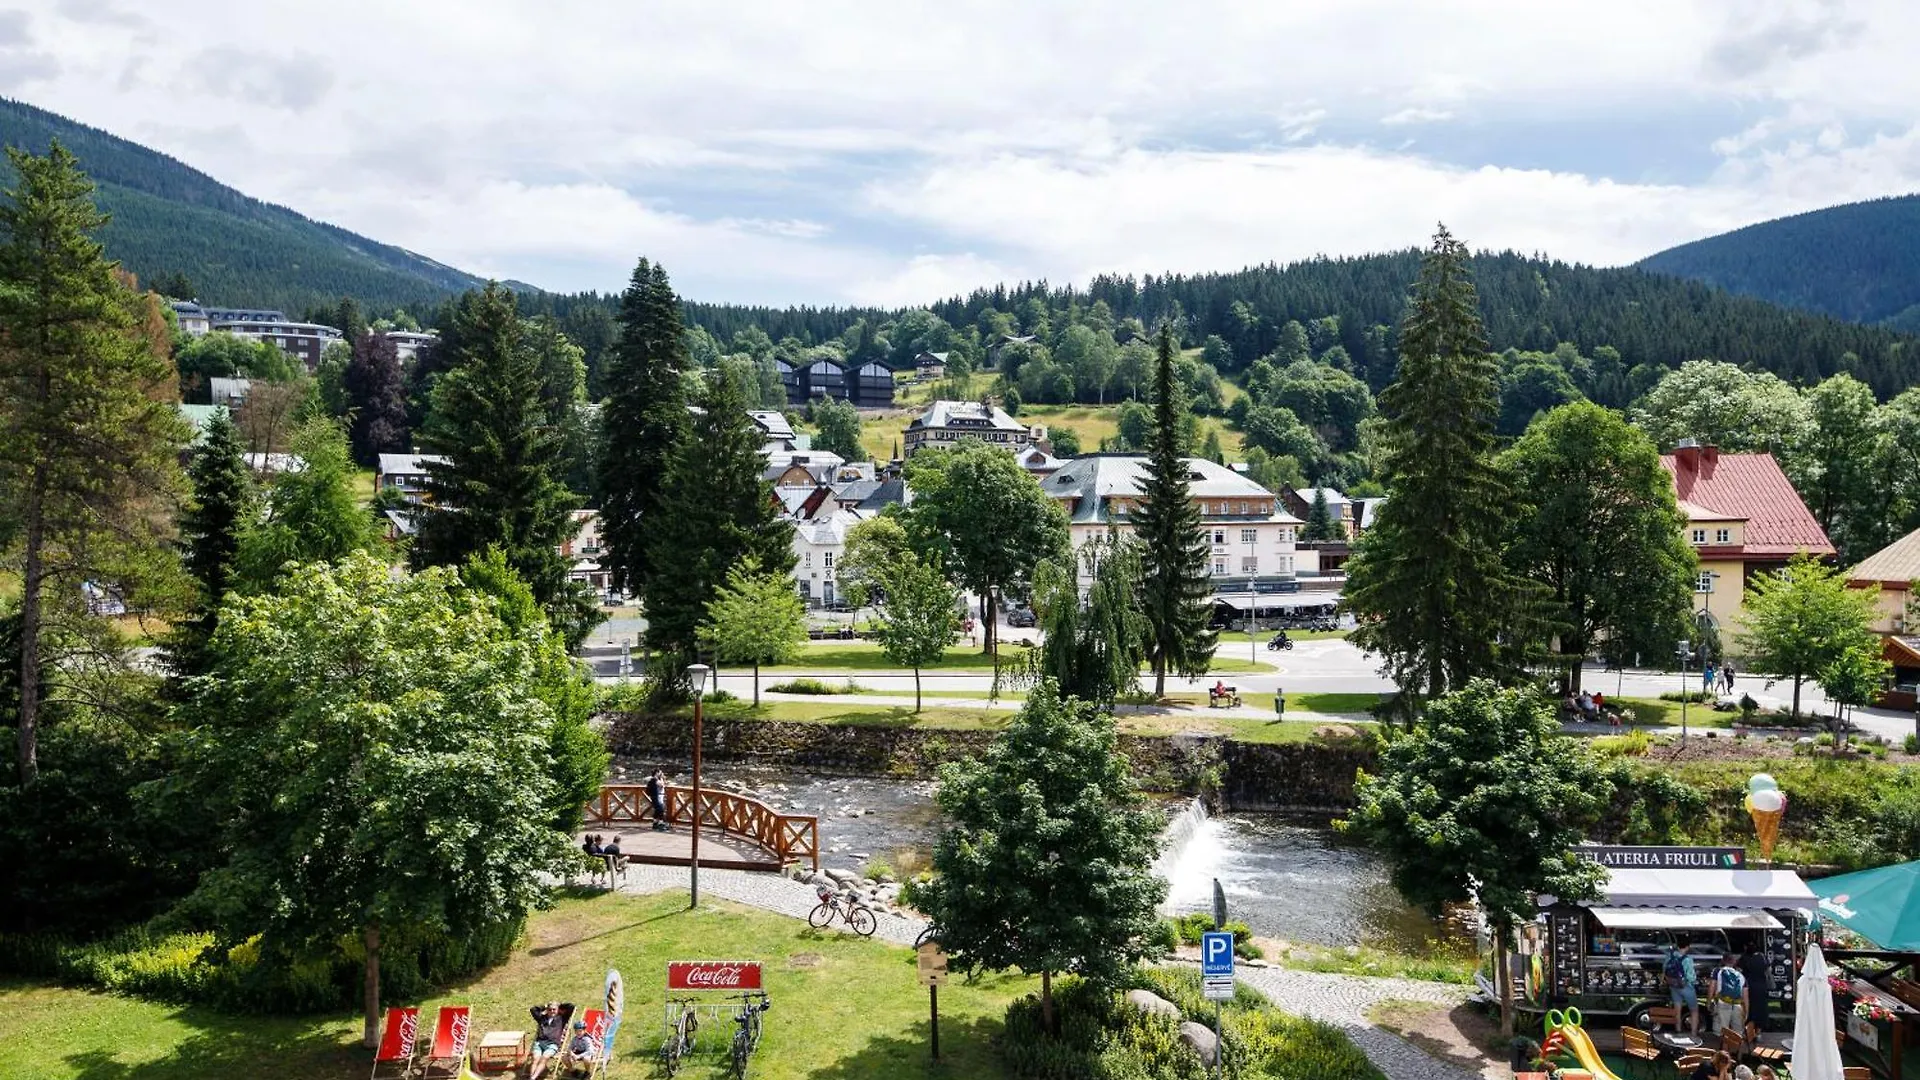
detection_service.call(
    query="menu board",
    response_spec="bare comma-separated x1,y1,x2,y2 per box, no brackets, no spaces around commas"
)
1551,909,1585,997
1764,922,1795,1001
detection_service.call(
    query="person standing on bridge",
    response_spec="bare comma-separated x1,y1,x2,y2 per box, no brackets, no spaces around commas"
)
646,769,669,832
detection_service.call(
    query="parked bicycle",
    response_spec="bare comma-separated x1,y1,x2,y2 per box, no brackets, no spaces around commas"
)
659,997,700,1076
729,991,772,1078
808,884,877,937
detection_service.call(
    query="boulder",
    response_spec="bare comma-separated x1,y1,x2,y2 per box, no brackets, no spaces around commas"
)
825,868,860,885
1125,990,1181,1021
1179,1021,1219,1066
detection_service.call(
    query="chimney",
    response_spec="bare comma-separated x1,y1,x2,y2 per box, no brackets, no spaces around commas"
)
1673,438,1702,470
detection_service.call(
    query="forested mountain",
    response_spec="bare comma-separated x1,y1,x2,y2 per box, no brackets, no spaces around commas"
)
1639,195,1920,330
0,97,491,314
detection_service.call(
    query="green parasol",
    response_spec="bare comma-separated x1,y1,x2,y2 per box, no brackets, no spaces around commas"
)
1810,860,1920,950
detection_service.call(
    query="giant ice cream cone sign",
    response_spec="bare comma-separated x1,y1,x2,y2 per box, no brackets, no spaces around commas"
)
1747,774,1786,862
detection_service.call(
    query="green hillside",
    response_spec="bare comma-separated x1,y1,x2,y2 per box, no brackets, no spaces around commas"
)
0,97,491,314
1639,194,1920,330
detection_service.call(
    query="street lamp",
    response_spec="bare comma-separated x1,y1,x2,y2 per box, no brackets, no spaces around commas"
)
1247,529,1258,664
1675,639,1692,740
686,662,710,908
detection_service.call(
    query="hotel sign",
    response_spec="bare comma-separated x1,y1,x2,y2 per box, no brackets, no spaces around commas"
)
1577,846,1746,870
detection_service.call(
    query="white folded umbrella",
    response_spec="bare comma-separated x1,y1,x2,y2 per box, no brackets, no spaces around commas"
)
1792,943,1845,1080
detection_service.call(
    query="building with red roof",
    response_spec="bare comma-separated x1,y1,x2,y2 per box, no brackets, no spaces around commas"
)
1659,439,1835,641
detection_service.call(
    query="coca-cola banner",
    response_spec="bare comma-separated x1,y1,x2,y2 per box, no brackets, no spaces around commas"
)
666,960,764,991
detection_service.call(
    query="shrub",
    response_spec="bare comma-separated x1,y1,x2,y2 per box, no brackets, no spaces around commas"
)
766,678,844,695
1149,919,1180,955
706,688,736,704
1816,732,1836,747
1906,734,1919,755
1659,690,1714,704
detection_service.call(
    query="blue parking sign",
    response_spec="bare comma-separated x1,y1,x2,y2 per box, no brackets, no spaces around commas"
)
1201,931,1234,977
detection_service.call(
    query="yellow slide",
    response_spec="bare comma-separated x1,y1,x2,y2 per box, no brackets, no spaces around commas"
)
1543,1008,1627,1080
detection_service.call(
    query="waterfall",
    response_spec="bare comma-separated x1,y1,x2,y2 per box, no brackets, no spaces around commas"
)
1153,798,1224,914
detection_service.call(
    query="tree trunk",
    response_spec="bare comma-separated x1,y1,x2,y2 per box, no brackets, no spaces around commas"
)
1041,969,1053,1034
1153,656,1166,699
914,667,922,713
1791,674,1803,720
1498,933,1515,1035
362,924,382,1049
752,661,760,706
981,590,998,656
16,465,46,785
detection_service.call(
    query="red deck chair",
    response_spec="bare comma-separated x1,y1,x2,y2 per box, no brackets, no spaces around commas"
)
561,1008,611,1077
419,1005,471,1079
370,1006,420,1080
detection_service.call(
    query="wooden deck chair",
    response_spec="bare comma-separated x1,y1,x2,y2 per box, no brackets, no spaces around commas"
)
371,1006,420,1080
419,1006,471,1080
560,1008,611,1077
1843,1069,1870,1080
1619,1026,1661,1079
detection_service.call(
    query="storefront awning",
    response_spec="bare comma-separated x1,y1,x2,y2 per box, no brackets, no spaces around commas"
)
1590,907,1784,931
1598,868,1818,913
1213,594,1338,611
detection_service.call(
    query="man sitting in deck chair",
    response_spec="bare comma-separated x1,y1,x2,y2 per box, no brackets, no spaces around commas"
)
560,1009,612,1078
528,1001,575,1080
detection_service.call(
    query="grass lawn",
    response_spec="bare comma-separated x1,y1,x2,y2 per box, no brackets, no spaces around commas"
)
350,467,376,506
1611,696,1732,729
2,891,1036,1080
763,641,1268,674
698,698,1341,745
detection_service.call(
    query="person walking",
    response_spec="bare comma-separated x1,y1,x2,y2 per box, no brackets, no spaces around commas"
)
1723,662,1737,694
1710,950,1747,1033
645,769,670,832
1738,937,1773,1032
1703,661,1717,696
1666,938,1701,1036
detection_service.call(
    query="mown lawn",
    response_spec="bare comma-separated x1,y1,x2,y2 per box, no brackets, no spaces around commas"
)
699,698,1342,745
2,891,1035,1080
761,641,1270,674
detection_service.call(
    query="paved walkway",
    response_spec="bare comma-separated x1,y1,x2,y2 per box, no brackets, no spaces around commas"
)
615,861,927,947
1228,964,1481,1080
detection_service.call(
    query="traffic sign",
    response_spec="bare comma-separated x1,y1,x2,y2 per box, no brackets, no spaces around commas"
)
1201,931,1235,1002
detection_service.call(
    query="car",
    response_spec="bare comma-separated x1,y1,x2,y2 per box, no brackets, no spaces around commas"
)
1006,607,1038,628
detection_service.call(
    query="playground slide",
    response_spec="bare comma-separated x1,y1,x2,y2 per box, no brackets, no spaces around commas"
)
1543,1009,1627,1080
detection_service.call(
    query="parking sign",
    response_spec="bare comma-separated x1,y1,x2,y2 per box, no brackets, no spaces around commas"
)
1201,931,1235,1002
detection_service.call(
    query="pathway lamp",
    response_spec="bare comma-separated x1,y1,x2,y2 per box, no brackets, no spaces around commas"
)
1675,639,1692,739
687,662,710,908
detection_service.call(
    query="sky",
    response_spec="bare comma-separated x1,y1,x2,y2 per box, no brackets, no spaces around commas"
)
6,0,1919,307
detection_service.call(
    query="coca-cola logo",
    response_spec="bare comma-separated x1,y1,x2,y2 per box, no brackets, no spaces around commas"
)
444,1009,471,1054
667,961,764,991
397,1011,418,1057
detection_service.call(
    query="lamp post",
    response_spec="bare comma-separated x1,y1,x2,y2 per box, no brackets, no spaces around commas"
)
1675,640,1692,740
687,662,710,908
1247,530,1257,664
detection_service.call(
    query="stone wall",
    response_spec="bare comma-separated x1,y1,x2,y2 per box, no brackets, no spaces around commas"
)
602,712,1373,809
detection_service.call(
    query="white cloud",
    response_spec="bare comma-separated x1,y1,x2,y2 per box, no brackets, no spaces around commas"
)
1380,107,1455,126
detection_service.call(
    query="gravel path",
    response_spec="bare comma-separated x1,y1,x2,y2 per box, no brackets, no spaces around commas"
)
615,862,928,947
1230,965,1481,1080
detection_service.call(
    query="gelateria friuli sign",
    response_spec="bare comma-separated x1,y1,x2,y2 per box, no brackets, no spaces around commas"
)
1576,846,1747,870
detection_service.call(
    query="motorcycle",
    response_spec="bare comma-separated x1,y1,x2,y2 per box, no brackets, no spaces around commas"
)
1265,632,1293,651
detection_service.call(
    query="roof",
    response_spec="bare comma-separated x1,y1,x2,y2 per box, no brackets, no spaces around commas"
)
208,376,251,400
177,403,227,436
832,479,882,504
202,307,286,321
794,508,865,547
856,477,908,512
1852,526,1920,586
907,400,1025,434
1045,454,1301,525
377,453,447,476
1661,450,1835,558
1356,497,1386,530
749,411,795,441
214,320,342,336
1592,867,1816,912
1293,487,1350,508
1017,446,1064,470
170,301,207,317
384,509,419,536
1675,498,1745,523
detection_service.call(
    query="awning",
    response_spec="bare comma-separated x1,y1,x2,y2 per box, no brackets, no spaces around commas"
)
1213,594,1338,611
1590,907,1784,931
1598,868,1818,912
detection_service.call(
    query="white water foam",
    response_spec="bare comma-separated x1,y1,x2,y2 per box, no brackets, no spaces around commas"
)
1154,798,1222,914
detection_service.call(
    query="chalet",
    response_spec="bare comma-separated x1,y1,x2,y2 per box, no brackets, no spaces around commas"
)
1015,444,1065,480
377,452,448,504
1661,439,1836,641
903,400,1029,456
1849,525,1920,710
914,351,949,379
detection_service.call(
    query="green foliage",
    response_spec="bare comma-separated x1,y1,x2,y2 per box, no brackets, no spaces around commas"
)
808,396,864,461
838,515,911,612
700,556,808,705
1344,681,1609,938
1136,327,1217,695
231,419,380,593
1266,359,1375,450
1015,536,1147,708
917,682,1167,1023
871,552,960,712
903,439,1069,654
1632,360,1811,456
1741,553,1884,717
1302,486,1338,542
1050,425,1083,457
1345,226,1535,704
1501,402,1696,690
343,331,409,466
763,677,864,695
165,409,254,679
597,258,689,597
999,975,1206,1080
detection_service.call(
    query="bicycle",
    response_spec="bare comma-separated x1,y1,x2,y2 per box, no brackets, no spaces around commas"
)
728,992,772,1078
808,885,877,937
659,997,700,1076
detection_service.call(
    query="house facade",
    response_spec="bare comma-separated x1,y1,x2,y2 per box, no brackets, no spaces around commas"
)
171,301,212,335
377,453,448,504
1849,525,1920,710
386,330,438,362
562,509,609,593
903,400,1030,457
1660,439,1836,641
777,359,896,408
1040,454,1305,583
1280,487,1358,540
212,318,345,371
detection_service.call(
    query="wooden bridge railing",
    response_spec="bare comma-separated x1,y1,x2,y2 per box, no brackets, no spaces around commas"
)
585,785,820,871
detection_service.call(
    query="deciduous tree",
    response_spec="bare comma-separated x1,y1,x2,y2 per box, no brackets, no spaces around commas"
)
1631,360,1810,456
232,419,381,593
872,553,958,712
344,331,408,466
917,681,1166,1032
839,515,911,619
1016,535,1147,708
1135,326,1216,696
1741,553,1884,718
700,556,807,705
809,396,863,461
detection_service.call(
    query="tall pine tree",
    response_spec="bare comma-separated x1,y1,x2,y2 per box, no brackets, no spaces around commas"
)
344,331,409,467
1303,486,1337,542
165,409,251,679
411,283,596,646
1345,226,1528,706
643,366,795,691
1134,325,1216,697
0,143,189,783
598,258,689,597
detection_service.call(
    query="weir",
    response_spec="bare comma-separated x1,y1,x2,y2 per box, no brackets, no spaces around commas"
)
1153,797,1219,914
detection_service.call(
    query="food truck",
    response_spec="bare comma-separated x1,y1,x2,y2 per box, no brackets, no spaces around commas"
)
1477,846,1818,1029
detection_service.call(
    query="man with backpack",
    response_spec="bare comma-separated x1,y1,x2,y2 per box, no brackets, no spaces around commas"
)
1665,938,1700,1036
1712,949,1749,1034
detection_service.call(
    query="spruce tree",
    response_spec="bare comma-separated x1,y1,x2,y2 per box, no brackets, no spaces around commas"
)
1304,486,1337,541
598,258,689,598
644,367,795,690
0,143,189,783
1345,225,1527,705
1134,325,1216,697
344,331,408,466
411,284,595,645
166,409,252,678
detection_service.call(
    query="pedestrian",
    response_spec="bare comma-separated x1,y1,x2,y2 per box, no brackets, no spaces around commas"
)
1738,935,1773,1032
1723,662,1737,694
1710,949,1747,1033
645,768,669,832
1666,937,1701,1036
1703,661,1717,696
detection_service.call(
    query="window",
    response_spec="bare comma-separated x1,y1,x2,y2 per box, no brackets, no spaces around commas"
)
1280,556,1293,573
1241,557,1257,574
1715,528,1731,544
804,552,813,567
824,552,834,569
1212,530,1226,544
1213,559,1226,575
1280,528,1294,543
1696,571,1714,594
1240,528,1257,544
1691,529,1707,544
1238,501,1247,515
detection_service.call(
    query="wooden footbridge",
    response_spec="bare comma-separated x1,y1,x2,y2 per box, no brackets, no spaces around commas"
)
582,785,820,873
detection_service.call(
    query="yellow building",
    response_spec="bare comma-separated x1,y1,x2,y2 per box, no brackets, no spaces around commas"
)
1848,525,1920,710
1660,440,1835,645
